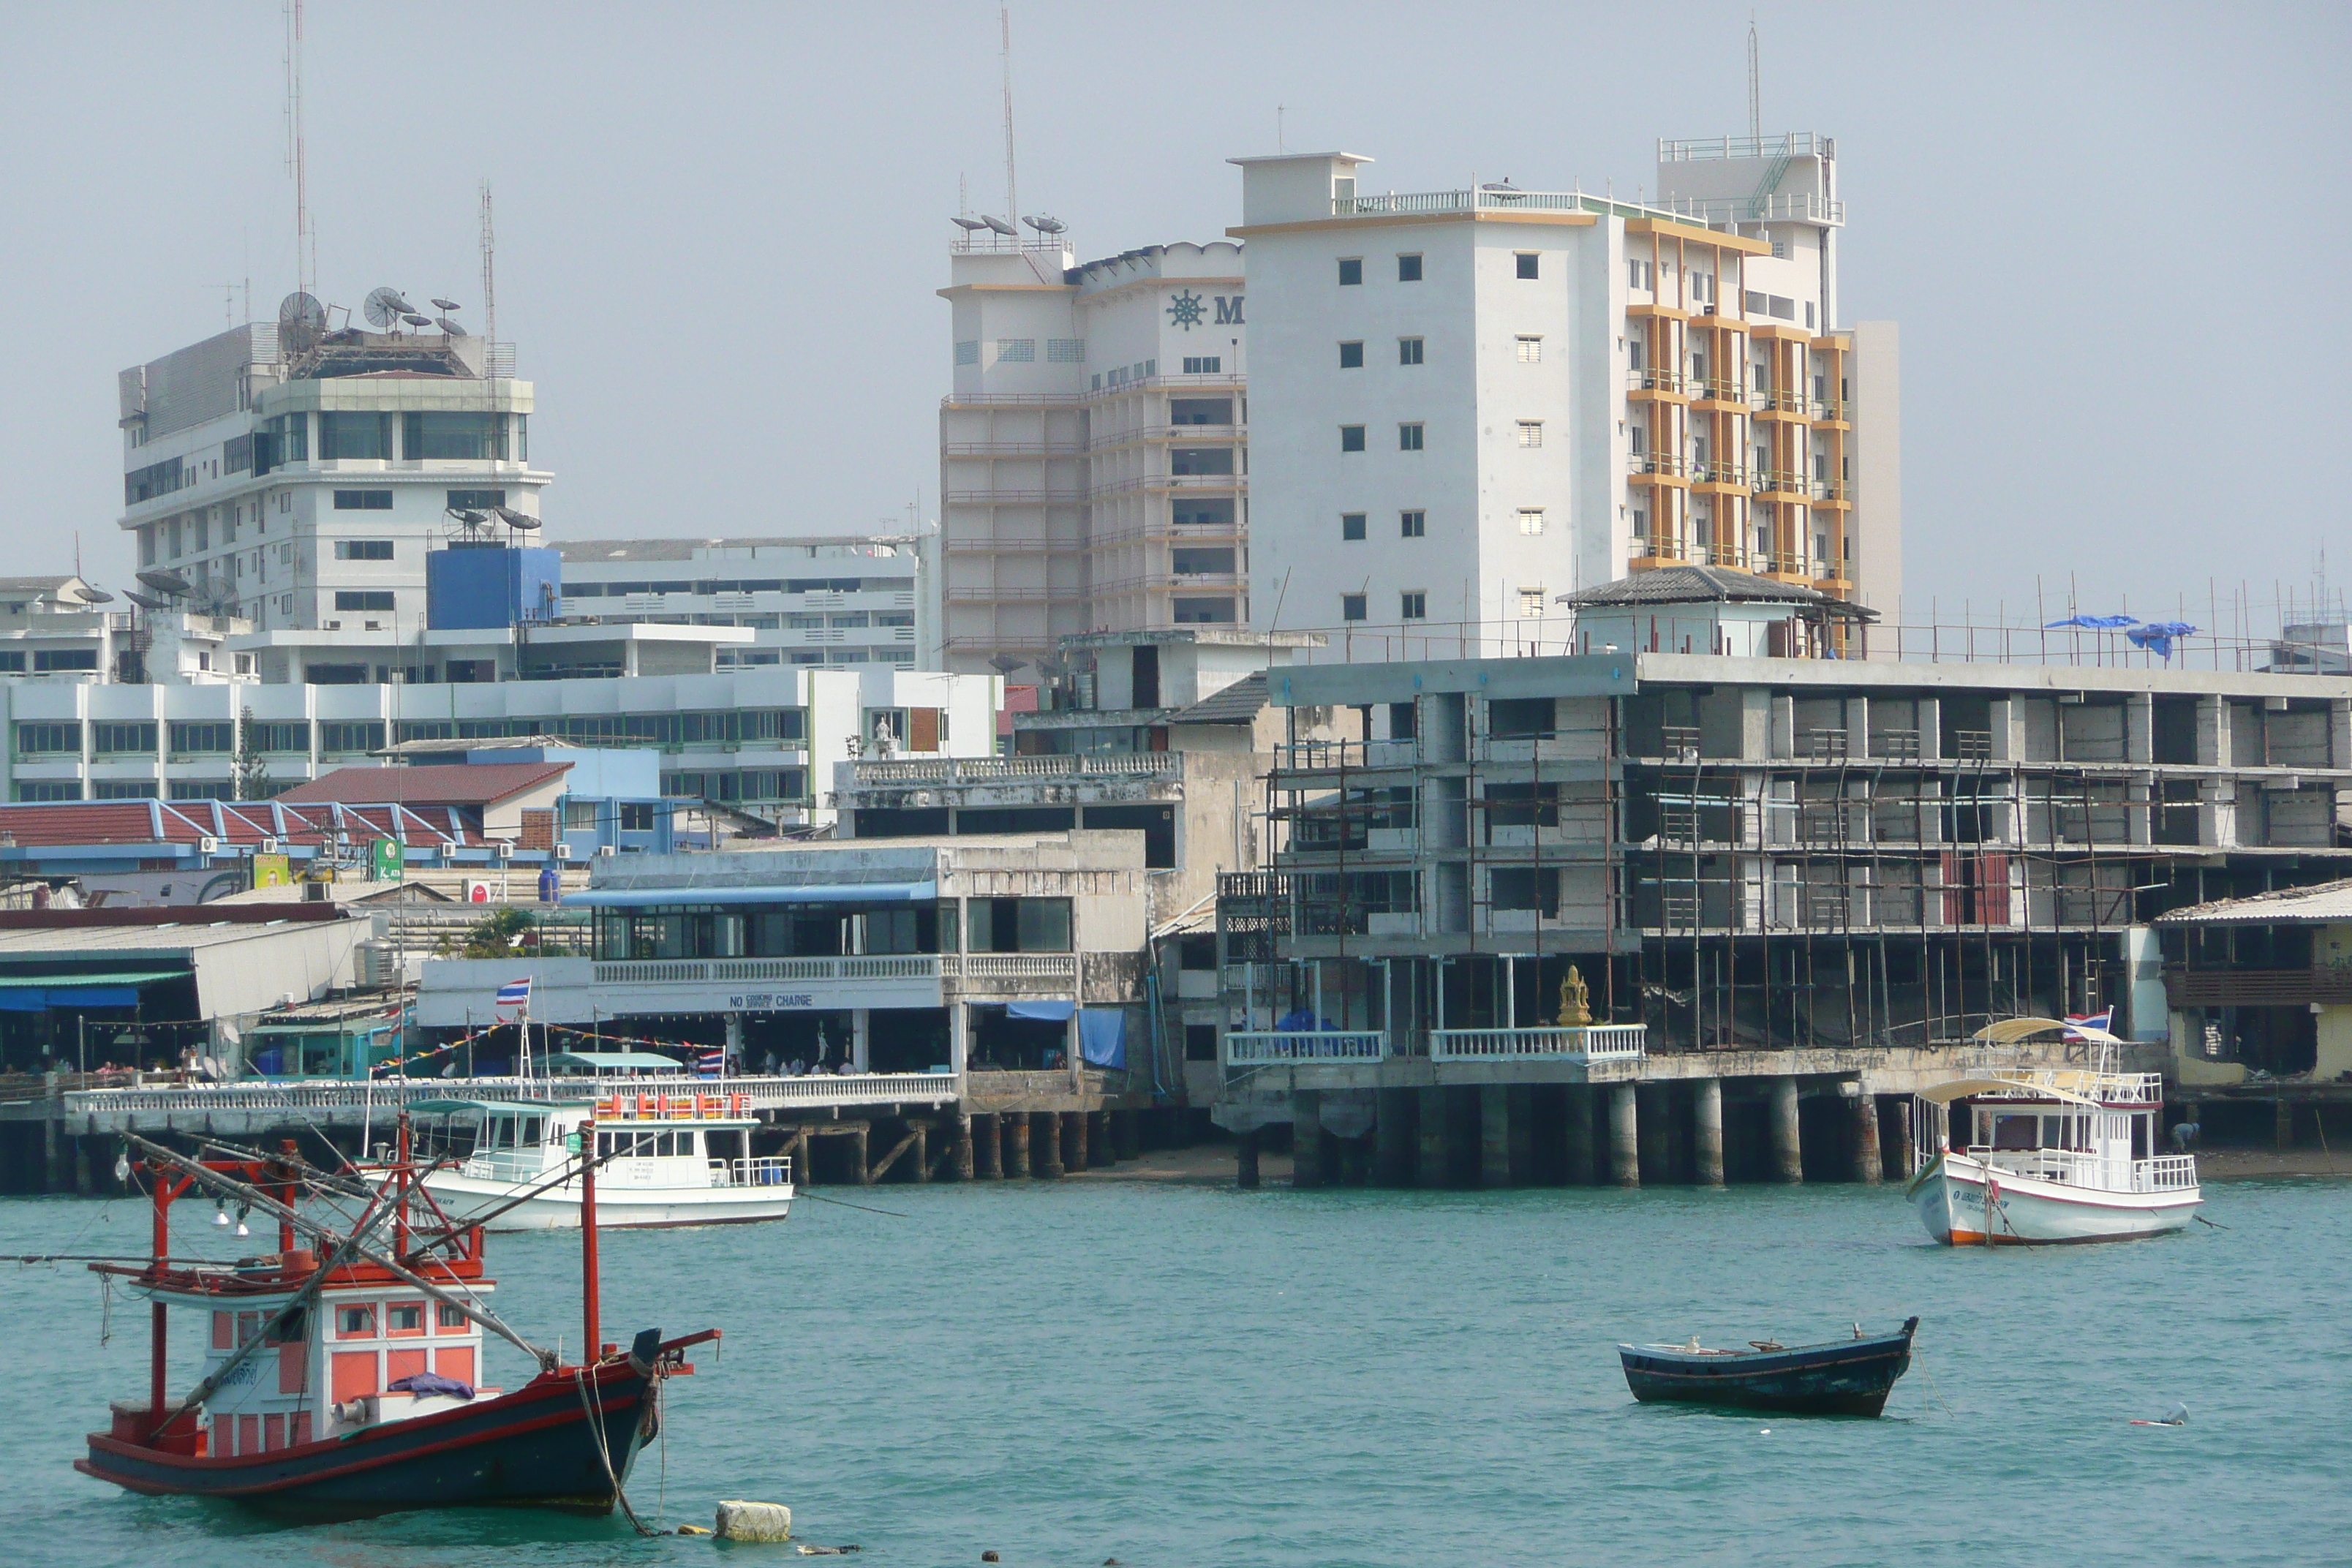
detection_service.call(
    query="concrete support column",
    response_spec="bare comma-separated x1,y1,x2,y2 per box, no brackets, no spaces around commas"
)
1005,1112,1032,1178
851,1123,872,1186
74,1135,94,1196
1235,1127,1261,1189
976,1112,1002,1179
851,1009,870,1072
1507,1085,1535,1184
1851,1090,1883,1183
1637,1083,1670,1184
1035,1114,1063,1179
1694,1077,1725,1187
1417,1086,1450,1188
909,1123,930,1183
1609,1083,1639,1188
1479,1085,1511,1188
1564,1086,1595,1184
1892,1098,1916,1179
1375,1088,1414,1186
1065,1110,1088,1172
1088,1109,1112,1165
1292,1090,1326,1189
1771,1076,1804,1183
951,1115,974,1181
1112,1109,1141,1161
2277,1097,2294,1149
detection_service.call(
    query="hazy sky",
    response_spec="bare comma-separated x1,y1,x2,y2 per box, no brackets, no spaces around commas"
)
4,1,2347,636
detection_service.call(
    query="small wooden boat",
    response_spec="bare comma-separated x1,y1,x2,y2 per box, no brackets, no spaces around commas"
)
77,1117,719,1520
1618,1317,1919,1417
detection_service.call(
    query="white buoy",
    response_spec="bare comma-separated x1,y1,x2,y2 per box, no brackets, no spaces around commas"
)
716,1500,794,1541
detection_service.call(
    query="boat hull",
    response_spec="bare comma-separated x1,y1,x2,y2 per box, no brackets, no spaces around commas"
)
77,1360,656,1520
1909,1153,2200,1246
391,1169,794,1232
1618,1324,1917,1417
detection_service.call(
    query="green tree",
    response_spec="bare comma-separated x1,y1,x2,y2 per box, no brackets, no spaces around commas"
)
233,705,269,802
461,906,534,959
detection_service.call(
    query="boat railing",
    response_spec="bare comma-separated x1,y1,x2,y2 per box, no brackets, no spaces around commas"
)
1960,1067,2165,1106
2136,1153,2199,1191
711,1155,794,1188
1969,1146,2198,1194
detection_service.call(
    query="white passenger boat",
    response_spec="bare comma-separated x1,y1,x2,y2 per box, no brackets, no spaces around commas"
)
372,1091,794,1231
1906,1041,2198,1246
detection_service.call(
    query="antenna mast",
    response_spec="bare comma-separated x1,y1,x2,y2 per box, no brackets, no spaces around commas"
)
1746,13,1760,143
479,181,497,377
1000,3,1017,227
285,0,312,294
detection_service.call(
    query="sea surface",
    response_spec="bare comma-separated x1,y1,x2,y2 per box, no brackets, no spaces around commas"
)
2,1174,2346,1568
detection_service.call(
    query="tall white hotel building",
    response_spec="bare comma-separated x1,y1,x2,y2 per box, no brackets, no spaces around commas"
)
1235,133,1899,655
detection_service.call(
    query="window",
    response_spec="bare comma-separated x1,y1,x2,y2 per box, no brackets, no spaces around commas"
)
0,652,20,672
336,592,395,612
1341,513,1366,541
1397,253,1422,282
320,721,385,754
1400,591,1427,620
1170,398,1231,425
1173,497,1235,527
1518,587,1547,618
336,1305,374,1338
334,540,393,560
1488,698,1556,739
1398,336,1424,366
1515,252,1539,279
15,782,81,802
1517,421,1543,448
1401,510,1425,538
619,803,657,832
1338,340,1364,369
966,897,1073,953
439,1304,467,1329
402,411,506,460
34,649,99,672
318,412,392,461
1629,260,1654,290
875,611,914,627
1341,594,1367,622
1398,423,1424,451
1172,597,1235,623
1180,355,1221,374
954,339,979,366
995,339,1035,362
91,722,157,755
1169,447,1234,475
1186,1025,1218,1063
1047,338,1085,362
249,721,310,753
170,781,236,801
1338,257,1363,286
387,1303,423,1334
1340,425,1366,452
1490,867,1561,918
1518,508,1545,535
1172,547,1235,576
333,489,393,510
193,517,209,551
94,780,158,799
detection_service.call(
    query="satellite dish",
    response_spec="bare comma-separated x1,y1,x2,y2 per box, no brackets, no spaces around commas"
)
400,312,433,328
987,653,1028,676
430,298,461,312
449,508,491,532
76,585,116,604
493,505,540,530
951,216,990,233
982,215,1018,237
137,568,192,597
278,291,326,355
1480,180,1525,200
124,590,170,611
363,287,415,330
434,317,467,336
1022,214,1066,235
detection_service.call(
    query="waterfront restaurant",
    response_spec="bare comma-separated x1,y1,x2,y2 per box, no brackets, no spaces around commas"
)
413,833,1152,1076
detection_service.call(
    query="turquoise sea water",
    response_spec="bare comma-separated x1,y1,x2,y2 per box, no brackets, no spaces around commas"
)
2,1176,2347,1568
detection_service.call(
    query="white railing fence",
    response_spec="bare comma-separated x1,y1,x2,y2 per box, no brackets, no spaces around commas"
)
1428,1025,1648,1062
1224,1030,1391,1066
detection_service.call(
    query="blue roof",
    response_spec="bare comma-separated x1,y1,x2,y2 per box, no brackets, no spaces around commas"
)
563,880,937,909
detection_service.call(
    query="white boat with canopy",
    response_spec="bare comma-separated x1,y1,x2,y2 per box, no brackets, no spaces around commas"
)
370,1090,794,1232
1906,1017,2200,1245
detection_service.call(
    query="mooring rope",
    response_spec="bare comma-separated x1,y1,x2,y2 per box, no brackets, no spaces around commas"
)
573,1366,660,1538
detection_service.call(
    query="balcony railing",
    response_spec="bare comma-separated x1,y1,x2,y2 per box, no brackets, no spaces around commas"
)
851,753,1179,785
592,955,943,985
2164,968,2352,1007
1274,738,1419,771
1428,1025,1647,1062
1967,1147,2197,1194
1629,453,1695,479
710,1156,794,1188
1629,369,1694,396
1224,1030,1391,1066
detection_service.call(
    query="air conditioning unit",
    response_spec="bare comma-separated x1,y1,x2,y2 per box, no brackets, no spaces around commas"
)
595,844,619,858
197,835,220,856
259,837,282,854
489,840,513,861
554,843,577,861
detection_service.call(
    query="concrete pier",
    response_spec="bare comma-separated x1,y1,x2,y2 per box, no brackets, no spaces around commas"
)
1507,1085,1535,1184
1112,1108,1141,1162
1609,1083,1639,1187
1479,1086,1510,1189
1235,1128,1261,1189
1005,1112,1032,1177
1088,1109,1112,1166
977,1112,1003,1178
952,1116,974,1181
1293,1090,1326,1189
1694,1079,1725,1187
1771,1077,1803,1183
1564,1086,1595,1185
1636,1083,1670,1185
1417,1086,1449,1188
1852,1091,1883,1183
1891,1100,1915,1179
1036,1113,1064,1179
1375,1088,1413,1186
1063,1110,1088,1173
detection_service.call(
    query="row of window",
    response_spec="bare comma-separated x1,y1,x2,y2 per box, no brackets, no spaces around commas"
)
1336,252,1544,286
260,411,526,467
1341,592,1430,622
593,897,1074,962
657,768,810,802
558,578,903,598
1340,423,1425,452
15,710,807,757
0,649,101,674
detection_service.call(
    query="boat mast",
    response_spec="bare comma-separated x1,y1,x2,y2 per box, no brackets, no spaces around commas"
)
581,1113,600,1362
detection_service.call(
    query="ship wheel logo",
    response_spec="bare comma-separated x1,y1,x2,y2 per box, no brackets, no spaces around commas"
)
1166,290,1207,331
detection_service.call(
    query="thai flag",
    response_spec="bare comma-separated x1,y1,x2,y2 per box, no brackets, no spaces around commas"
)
494,978,532,1017
2063,1009,2113,1041
694,1048,726,1077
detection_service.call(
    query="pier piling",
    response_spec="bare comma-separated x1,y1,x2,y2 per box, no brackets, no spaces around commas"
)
1374,1088,1413,1186
1112,1109,1141,1161
1637,1084,1670,1185
1090,1109,1112,1165
1292,1090,1326,1188
1065,1111,1088,1173
1006,1112,1032,1178
853,1124,872,1186
952,1116,975,1181
1564,1086,1595,1185
1694,1079,1725,1187
1851,1091,1883,1183
1235,1127,1261,1188
1416,1087,1449,1188
1479,1086,1510,1189
1771,1077,1803,1183
1036,1114,1065,1178
976,1113,1001,1179
1609,1084,1639,1188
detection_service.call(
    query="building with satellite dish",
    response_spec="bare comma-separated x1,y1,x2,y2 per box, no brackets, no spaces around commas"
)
116,292,541,639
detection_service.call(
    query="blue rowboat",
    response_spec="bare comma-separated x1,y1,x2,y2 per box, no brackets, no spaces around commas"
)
1617,1316,1919,1417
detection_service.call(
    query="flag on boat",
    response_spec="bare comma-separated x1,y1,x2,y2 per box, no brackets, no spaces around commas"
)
494,978,532,1017
694,1048,725,1077
2063,1009,2113,1041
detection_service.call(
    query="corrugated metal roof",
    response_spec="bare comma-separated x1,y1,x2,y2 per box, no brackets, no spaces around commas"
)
276,762,570,808
1558,565,1839,607
0,922,322,958
2156,878,2352,926
1166,671,1268,725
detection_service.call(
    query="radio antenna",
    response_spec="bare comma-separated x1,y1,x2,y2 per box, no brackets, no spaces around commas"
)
479,181,497,376
1746,12,1761,143
284,0,313,294
1000,3,1018,233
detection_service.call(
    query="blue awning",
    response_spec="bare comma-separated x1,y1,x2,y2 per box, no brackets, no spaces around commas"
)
564,881,938,909
0,986,140,1011
1006,999,1076,1022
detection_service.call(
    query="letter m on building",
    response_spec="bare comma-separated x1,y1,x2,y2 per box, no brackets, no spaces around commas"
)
1214,295,1245,325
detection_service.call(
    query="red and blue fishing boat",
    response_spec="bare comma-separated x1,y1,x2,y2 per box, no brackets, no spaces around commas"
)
75,1117,716,1520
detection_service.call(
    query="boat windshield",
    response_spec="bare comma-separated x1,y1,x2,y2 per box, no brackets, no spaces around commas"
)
413,1109,549,1162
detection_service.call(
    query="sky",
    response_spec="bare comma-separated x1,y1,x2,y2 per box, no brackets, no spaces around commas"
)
3,1,2348,636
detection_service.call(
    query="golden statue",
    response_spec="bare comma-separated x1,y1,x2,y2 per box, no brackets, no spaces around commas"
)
1557,965,1592,1027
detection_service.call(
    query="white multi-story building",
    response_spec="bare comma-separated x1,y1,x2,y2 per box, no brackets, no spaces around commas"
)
554,536,934,671
118,314,543,634
940,234,1249,674
1235,133,1899,658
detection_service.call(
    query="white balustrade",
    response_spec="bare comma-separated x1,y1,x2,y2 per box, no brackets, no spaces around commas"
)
1428,1025,1647,1062
1223,1030,1390,1066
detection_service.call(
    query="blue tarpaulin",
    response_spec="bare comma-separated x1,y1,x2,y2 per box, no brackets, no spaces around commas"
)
0,987,140,1011
2044,614,2138,630
1006,999,1076,1022
1077,1009,1126,1069
2126,621,2198,657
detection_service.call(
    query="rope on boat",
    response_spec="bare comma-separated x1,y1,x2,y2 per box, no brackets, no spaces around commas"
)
575,1366,660,1539
798,1190,913,1219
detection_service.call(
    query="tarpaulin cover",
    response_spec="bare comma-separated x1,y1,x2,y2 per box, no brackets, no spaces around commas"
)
1006,999,1076,1022
0,987,141,1010
2044,614,2139,630
1078,1008,1126,1069
2125,621,2198,657
387,1371,476,1400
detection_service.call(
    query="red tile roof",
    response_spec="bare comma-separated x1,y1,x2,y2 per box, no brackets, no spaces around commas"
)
0,798,489,849
274,762,571,809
